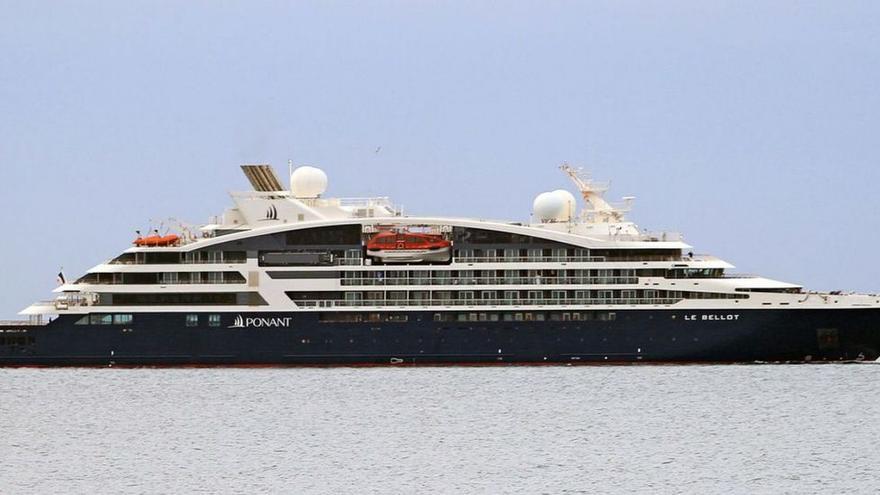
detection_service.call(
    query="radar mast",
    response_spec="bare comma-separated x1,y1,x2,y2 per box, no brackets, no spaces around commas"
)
559,163,632,223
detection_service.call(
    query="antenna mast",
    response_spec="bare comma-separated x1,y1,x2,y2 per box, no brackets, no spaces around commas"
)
559,162,629,223
288,159,294,191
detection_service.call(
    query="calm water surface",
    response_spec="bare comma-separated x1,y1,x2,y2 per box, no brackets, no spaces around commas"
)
1,365,879,494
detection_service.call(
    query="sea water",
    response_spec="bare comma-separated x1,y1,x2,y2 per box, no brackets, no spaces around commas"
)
1,365,879,494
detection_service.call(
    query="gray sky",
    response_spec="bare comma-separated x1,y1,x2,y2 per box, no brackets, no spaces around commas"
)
1,1,879,317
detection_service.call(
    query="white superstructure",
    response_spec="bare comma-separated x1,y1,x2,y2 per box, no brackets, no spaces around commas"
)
22,163,880,320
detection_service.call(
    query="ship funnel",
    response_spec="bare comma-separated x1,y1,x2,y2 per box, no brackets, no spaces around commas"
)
241,164,284,192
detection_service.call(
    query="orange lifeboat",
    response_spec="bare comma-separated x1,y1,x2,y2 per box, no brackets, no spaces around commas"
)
366,231,451,263
133,234,180,247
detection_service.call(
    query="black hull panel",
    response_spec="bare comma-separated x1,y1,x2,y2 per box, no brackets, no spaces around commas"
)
2,309,879,366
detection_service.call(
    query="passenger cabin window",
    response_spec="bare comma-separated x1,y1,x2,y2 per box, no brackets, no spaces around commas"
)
186,314,199,327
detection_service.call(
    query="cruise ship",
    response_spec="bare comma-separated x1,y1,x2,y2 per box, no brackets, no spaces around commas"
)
2,163,878,366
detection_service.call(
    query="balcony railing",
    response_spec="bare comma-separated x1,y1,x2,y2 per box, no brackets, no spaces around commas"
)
292,297,680,308
454,256,605,263
76,278,246,286
341,276,639,286
109,257,248,265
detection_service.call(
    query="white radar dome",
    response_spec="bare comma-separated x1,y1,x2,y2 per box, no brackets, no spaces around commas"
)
290,166,328,198
551,189,577,221
533,192,566,222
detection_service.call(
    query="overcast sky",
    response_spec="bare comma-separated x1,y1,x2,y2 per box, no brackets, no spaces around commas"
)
1,1,879,317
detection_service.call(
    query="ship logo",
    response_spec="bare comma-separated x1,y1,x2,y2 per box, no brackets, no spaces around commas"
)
263,205,279,221
228,314,292,329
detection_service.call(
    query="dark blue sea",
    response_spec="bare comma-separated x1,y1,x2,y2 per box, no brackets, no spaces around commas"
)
2,365,879,494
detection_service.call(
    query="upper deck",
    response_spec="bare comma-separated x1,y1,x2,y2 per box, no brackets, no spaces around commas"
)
21,163,880,317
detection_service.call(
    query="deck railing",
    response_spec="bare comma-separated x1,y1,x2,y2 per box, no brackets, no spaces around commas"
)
292,297,679,308
454,256,605,263
341,276,639,286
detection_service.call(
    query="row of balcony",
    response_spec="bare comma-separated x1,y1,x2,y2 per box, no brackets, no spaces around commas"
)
293,297,680,308
340,276,639,286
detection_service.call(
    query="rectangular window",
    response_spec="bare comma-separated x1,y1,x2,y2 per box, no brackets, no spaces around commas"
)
208,314,221,327
186,314,199,327
387,291,407,301
320,313,363,323
345,292,364,302
285,225,362,245
113,314,133,325
454,249,473,260
108,292,264,306
598,312,617,321
90,314,113,325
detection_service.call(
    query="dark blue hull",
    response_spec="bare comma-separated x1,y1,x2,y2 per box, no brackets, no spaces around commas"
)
2,309,879,366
